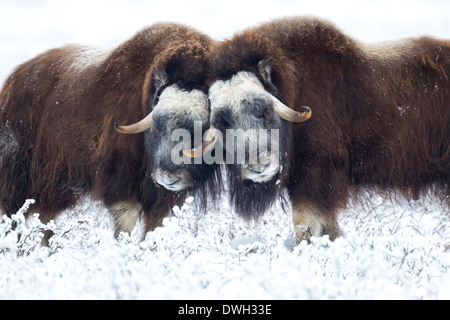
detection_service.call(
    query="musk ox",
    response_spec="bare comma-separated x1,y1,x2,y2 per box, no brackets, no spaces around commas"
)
0,23,219,238
207,16,450,242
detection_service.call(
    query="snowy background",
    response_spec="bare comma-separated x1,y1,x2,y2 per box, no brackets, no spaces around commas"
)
0,0,449,300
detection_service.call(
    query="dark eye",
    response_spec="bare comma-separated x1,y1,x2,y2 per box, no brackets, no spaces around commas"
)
264,108,273,118
151,120,160,133
149,127,160,140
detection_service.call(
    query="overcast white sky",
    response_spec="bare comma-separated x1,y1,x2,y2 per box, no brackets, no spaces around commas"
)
1,0,450,84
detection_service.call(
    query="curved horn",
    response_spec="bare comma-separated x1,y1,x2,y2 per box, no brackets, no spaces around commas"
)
182,127,220,158
114,112,154,134
272,96,311,122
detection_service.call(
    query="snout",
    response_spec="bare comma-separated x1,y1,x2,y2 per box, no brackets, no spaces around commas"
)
153,169,193,191
241,154,280,183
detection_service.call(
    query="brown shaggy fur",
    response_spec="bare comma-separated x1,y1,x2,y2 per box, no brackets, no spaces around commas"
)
208,16,449,239
0,23,215,234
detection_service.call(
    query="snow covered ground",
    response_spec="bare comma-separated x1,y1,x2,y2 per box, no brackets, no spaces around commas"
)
0,0,449,300
1,193,449,299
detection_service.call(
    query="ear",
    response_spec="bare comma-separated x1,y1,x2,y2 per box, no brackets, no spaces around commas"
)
152,67,169,92
142,67,169,110
258,59,274,85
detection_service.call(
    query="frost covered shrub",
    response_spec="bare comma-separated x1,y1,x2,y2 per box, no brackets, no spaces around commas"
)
0,199,92,257
1,195,449,299
0,199,52,256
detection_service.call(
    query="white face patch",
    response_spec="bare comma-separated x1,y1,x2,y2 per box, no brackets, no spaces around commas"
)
154,84,209,117
209,71,270,117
